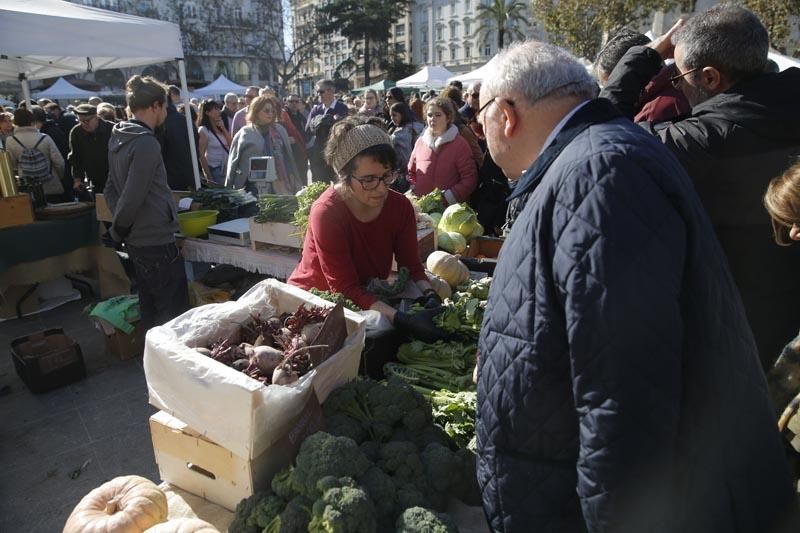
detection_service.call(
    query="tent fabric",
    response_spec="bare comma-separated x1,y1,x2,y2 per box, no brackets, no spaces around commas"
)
768,51,800,72
33,77,97,100
352,79,395,95
396,65,455,89
194,75,249,96
448,56,499,85
0,0,183,82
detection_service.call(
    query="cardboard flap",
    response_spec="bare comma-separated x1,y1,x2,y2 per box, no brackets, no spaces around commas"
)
309,302,347,367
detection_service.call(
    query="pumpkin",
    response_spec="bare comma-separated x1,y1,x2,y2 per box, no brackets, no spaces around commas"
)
426,250,470,288
145,518,219,533
426,271,452,300
63,475,168,533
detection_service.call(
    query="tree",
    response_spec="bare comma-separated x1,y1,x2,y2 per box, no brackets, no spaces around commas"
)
476,0,529,50
532,0,689,60
743,0,800,53
316,0,411,85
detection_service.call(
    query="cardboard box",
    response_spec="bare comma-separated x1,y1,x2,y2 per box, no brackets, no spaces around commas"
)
248,219,303,250
0,194,35,229
93,316,145,360
10,328,86,393
144,279,366,459
150,393,324,511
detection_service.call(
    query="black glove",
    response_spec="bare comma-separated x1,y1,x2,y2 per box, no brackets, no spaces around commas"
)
394,307,448,343
415,289,442,310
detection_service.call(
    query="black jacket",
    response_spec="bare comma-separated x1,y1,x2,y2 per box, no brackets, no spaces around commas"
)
477,99,796,533
159,103,198,191
68,118,113,193
601,46,800,370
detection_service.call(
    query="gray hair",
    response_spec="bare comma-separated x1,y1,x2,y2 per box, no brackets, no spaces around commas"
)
673,5,768,83
224,92,238,103
484,40,597,107
317,79,336,92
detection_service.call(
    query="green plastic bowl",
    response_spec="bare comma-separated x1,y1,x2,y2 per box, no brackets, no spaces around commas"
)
177,210,219,237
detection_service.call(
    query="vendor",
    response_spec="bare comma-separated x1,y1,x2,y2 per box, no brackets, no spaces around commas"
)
288,118,444,341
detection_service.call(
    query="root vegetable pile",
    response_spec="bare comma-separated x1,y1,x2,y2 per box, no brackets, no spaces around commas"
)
197,303,331,386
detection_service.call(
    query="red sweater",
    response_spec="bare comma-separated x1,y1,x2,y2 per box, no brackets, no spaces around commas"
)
287,186,427,309
408,124,478,205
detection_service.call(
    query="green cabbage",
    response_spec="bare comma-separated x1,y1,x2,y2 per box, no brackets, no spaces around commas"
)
437,231,467,254
429,212,443,228
439,203,482,240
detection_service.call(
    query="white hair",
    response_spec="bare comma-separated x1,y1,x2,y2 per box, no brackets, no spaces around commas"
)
224,92,238,103
484,40,597,107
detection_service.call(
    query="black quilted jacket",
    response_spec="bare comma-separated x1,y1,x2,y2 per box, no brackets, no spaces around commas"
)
602,47,800,370
476,99,795,533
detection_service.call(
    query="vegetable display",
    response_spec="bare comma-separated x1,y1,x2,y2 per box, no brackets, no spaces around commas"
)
414,189,445,215
229,378,481,533
308,288,362,312
437,231,467,255
293,182,330,240
197,303,331,386
430,390,477,452
254,194,299,223
366,267,410,301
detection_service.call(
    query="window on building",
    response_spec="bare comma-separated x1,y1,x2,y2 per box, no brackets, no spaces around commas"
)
395,43,406,54
423,51,429,63
450,21,457,39
436,6,442,19
465,0,471,10
234,7,242,21
450,46,457,61
436,26,443,41
465,43,472,59
483,42,491,56
421,26,428,43
465,20,471,35
437,49,443,62
395,23,405,37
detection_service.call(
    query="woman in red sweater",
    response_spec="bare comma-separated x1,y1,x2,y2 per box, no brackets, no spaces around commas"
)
288,118,444,337
408,97,478,206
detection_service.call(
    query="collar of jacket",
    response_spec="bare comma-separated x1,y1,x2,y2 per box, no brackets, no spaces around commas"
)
421,123,458,150
508,98,622,201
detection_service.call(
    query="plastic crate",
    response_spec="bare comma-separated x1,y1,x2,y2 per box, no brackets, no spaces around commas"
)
10,328,85,393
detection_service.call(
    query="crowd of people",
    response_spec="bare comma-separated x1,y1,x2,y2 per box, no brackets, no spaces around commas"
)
2,4,800,531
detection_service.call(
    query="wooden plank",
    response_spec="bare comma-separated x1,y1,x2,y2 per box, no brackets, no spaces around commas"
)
249,218,304,250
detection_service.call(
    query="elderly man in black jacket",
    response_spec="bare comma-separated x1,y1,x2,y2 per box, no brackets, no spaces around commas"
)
601,5,800,371
69,104,113,194
159,85,198,190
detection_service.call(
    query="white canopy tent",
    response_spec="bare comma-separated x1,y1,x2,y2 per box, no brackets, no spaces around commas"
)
396,65,455,89
448,56,500,85
33,77,97,100
194,74,248,97
0,0,200,188
768,51,800,72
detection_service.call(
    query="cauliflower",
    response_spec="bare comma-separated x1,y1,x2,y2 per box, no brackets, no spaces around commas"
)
395,506,459,533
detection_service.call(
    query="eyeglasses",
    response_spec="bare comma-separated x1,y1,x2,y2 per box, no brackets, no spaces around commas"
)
670,66,701,89
470,96,516,126
349,170,397,190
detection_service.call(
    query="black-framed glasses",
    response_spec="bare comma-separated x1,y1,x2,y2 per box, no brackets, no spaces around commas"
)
349,170,397,190
470,96,515,126
670,66,701,89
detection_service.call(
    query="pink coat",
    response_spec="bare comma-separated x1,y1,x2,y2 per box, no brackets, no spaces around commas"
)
408,124,478,205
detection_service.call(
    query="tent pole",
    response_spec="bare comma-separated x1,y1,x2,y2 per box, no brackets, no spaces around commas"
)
177,59,201,190
18,72,31,104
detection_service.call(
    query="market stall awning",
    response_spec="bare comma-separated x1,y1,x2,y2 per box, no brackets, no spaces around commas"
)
448,56,499,85
33,77,97,100
768,50,800,71
0,0,184,81
396,65,455,90
194,75,249,97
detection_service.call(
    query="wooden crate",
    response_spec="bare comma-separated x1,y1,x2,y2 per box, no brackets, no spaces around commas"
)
150,394,323,511
0,194,35,229
465,236,504,259
249,218,304,250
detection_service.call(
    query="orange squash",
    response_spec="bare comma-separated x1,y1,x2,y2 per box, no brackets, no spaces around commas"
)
63,475,168,533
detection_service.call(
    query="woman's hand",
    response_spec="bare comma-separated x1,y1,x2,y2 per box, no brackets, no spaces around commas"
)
415,289,442,309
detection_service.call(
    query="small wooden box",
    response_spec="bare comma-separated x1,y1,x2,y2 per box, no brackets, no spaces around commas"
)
465,236,504,259
0,194,35,229
249,218,304,250
150,394,323,511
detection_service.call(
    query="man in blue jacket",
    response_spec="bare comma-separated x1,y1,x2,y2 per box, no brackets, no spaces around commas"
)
474,40,796,533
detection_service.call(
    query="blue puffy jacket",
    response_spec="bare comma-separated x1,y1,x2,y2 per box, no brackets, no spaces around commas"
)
476,99,795,533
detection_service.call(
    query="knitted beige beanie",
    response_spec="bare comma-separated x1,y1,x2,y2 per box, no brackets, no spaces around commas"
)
329,124,392,174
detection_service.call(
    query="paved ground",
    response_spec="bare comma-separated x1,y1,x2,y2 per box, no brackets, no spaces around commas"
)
0,298,157,532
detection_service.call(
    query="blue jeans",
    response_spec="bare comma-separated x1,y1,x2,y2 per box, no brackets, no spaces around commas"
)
127,242,189,332
209,165,224,184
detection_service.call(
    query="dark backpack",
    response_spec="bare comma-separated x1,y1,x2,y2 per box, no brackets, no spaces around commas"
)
12,135,50,180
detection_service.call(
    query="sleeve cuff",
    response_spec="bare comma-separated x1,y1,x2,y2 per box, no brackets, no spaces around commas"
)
444,189,458,206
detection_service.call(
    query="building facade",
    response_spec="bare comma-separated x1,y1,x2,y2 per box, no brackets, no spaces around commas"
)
64,0,284,90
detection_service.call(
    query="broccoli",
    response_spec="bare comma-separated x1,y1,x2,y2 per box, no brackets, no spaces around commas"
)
357,465,397,519
421,443,463,493
378,441,425,483
264,494,313,533
395,506,459,533
359,440,381,462
229,491,286,533
308,484,377,533
290,432,371,499
316,475,357,494
272,466,298,501
393,484,428,516
365,377,430,433
326,412,369,443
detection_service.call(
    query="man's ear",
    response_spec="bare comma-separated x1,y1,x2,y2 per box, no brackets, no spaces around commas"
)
499,100,517,138
700,66,724,92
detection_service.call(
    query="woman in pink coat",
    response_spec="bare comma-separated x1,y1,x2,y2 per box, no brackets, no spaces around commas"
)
408,97,477,205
